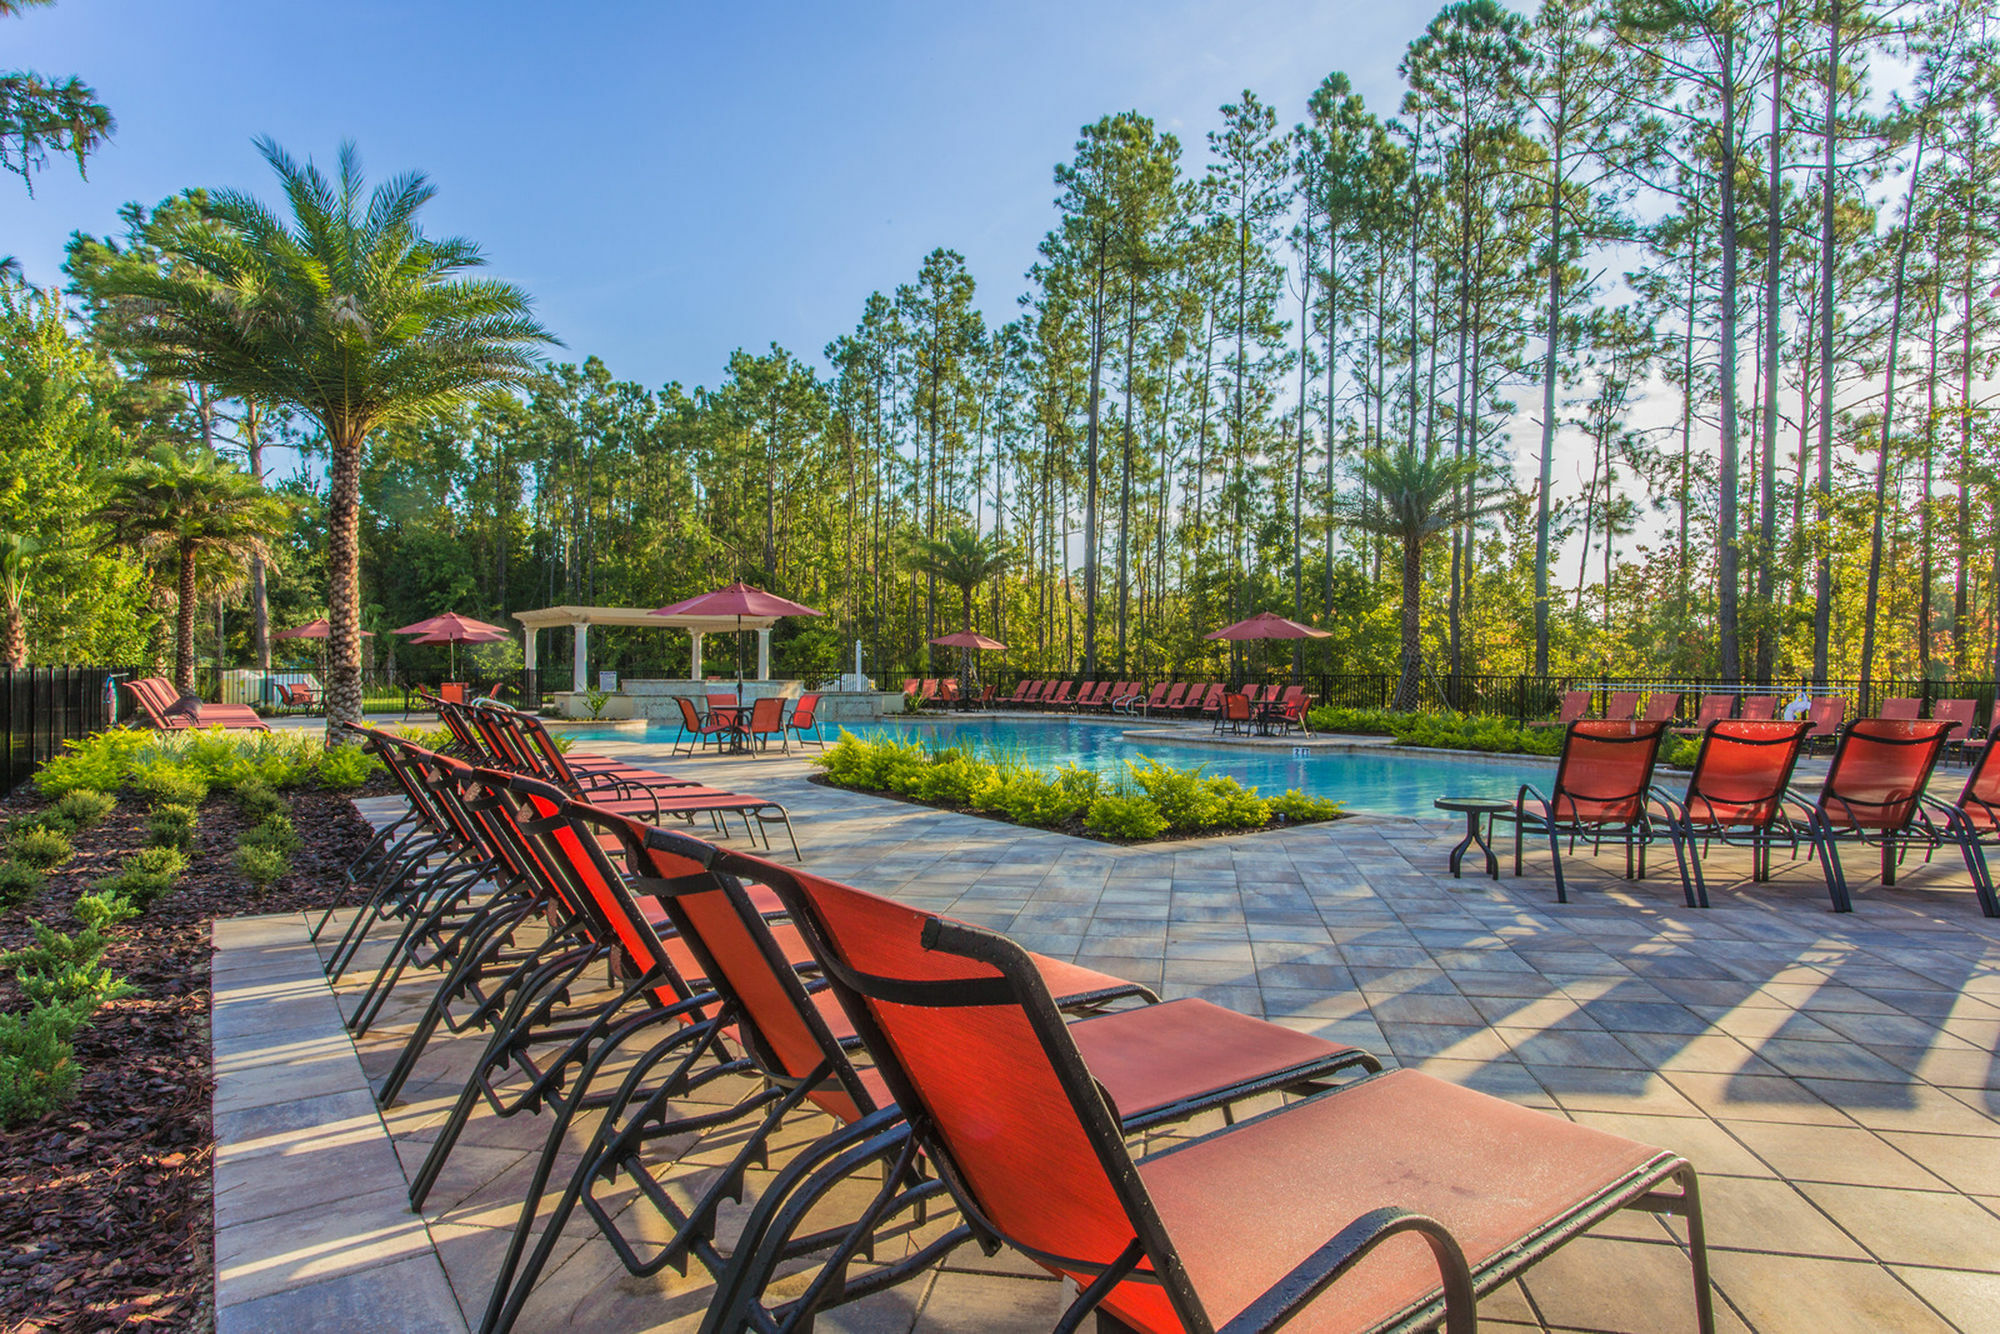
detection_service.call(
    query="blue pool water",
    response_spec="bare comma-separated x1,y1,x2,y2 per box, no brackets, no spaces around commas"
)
564,716,1545,818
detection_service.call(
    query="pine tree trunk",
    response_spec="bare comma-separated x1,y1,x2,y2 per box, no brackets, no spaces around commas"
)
1755,12,1785,685
1716,25,1743,682
325,434,365,738
1812,0,1841,685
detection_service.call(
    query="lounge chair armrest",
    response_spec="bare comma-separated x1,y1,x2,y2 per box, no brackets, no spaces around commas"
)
1647,785,1687,821
1515,782,1548,814
1216,1205,1476,1334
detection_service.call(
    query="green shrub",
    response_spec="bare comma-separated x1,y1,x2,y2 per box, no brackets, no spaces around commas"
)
1083,793,1169,839
130,764,210,809
0,1003,83,1127
234,781,286,820
0,860,47,906
1300,707,1562,757
145,802,199,851
7,826,72,871
239,813,301,856
73,891,138,932
907,752,993,806
1126,756,1221,831
1304,706,1400,736
93,845,188,911
1204,774,1271,830
1269,789,1344,822
51,789,116,829
0,917,112,978
316,744,381,788
1659,735,1702,769
32,730,150,797
233,844,289,893
18,961,135,1011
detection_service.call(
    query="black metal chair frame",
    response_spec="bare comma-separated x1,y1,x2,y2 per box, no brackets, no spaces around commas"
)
1512,721,1669,903
1650,720,1812,908
1787,719,1959,913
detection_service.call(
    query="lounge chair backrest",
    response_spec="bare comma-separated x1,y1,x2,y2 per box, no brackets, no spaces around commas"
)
1817,718,1953,831
1556,690,1589,722
749,696,785,733
1198,684,1223,711
1640,692,1681,723
1604,691,1641,720
1807,698,1846,737
1878,697,1921,721
1739,696,1777,721
902,679,919,695
1552,720,1669,824
1690,695,1732,728
1142,682,1168,708
1680,720,1811,830
1933,698,1978,735
594,816,878,1124
1046,681,1073,705
1955,741,2000,830
790,693,820,728
1162,683,1188,709
759,864,1169,1311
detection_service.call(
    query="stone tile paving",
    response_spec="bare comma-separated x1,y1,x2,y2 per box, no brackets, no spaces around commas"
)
214,735,2000,1332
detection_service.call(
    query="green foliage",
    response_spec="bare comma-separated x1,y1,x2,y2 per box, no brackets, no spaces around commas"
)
144,801,199,850
239,812,300,857
970,762,1102,825
0,917,112,980
73,890,137,932
1124,756,1270,833
232,843,288,892
583,687,612,720
0,1003,82,1128
33,729,149,797
33,727,379,798
93,844,188,911
7,825,71,871
129,762,210,808
0,860,46,905
1269,789,1344,822
1083,793,1169,839
1659,735,1702,769
51,789,116,829
18,960,135,1012
905,751,991,806
234,780,286,820
316,743,381,788
1302,707,1562,757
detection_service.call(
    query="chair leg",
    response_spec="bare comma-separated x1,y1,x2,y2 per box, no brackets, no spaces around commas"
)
1811,825,1853,913
1881,835,1897,886
1549,824,1569,903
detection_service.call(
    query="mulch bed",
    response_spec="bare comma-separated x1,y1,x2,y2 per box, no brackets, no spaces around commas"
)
0,784,375,1334
804,773,1346,844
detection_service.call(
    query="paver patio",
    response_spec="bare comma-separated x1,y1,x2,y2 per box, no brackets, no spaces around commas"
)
212,732,2000,1332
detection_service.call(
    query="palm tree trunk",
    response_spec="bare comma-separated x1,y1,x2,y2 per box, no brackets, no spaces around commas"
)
1,604,24,669
326,436,365,736
175,537,198,693
1395,533,1421,710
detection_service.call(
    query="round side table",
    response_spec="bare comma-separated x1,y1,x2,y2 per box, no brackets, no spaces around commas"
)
1435,796,1512,880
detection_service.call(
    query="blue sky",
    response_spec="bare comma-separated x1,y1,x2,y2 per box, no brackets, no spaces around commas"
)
4,0,1432,390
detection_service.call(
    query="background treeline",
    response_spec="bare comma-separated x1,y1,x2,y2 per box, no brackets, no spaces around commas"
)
4,0,1997,695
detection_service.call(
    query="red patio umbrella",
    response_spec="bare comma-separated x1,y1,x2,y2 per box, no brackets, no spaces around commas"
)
392,611,508,638
1203,610,1332,641
401,618,511,677
929,631,1008,694
651,581,823,713
273,617,374,639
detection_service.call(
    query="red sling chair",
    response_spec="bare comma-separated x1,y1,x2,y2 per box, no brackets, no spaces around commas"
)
772,863,1716,1334
1794,718,1958,912
1512,720,1669,902
1653,720,1811,908
1935,740,2000,916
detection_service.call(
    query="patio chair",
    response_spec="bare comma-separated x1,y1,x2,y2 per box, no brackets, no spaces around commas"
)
939,678,961,707
1277,685,1312,734
1160,681,1190,714
782,692,826,749
917,678,938,705
704,692,746,738
275,680,317,713
1932,740,2000,917
901,678,919,696
485,818,1384,1334
125,676,269,731
1804,696,1846,752
745,695,788,752
1673,693,1734,737
1604,689,1641,720
775,864,1717,1334
1640,691,1682,724
1793,718,1958,912
1042,679,1074,709
1513,720,1671,903
1122,681,1170,715
1000,679,1033,707
1654,720,1812,908
1934,698,1982,760
1197,683,1227,720
1739,696,1778,721
1878,697,1922,721
1215,691,1253,736
1527,688,1590,728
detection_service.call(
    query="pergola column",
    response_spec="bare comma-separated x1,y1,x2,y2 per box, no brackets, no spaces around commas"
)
757,628,771,681
690,632,704,681
523,626,538,672
573,621,589,690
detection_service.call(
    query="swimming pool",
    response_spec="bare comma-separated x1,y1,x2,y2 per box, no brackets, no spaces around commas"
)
563,716,1546,818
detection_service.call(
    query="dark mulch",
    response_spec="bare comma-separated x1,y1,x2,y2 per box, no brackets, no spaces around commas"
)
0,784,374,1334
804,773,1346,844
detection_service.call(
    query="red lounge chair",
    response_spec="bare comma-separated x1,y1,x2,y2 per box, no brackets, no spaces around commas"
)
775,861,1717,1334
126,676,269,731
1160,682,1190,714
901,678,919,696
1878,697,1922,721
916,679,938,704
783,692,826,750
1640,691,1682,724
1804,696,1846,751
1513,720,1671,902
1604,689,1641,720
1936,741,2000,916
1673,693,1734,737
1795,718,1957,912
1739,695,1778,721
1020,678,1049,707
1655,720,1812,907
1196,684,1226,718
1527,688,1591,728
998,679,1030,708
1042,680,1074,709
1122,681,1169,715
1935,698,1982,759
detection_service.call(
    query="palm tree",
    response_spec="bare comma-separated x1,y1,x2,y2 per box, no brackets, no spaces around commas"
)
1335,447,1506,710
92,139,554,732
909,528,1011,683
95,445,289,691
0,531,37,667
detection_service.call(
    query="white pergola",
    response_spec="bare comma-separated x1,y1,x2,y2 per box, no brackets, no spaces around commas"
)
513,605,782,687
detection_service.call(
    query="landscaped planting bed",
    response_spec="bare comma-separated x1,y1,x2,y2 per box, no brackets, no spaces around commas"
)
811,731,1344,843
0,730,385,1332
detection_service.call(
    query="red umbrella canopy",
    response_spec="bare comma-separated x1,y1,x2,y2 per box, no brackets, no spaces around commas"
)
929,631,1008,651
274,617,374,639
393,612,509,639
1204,610,1332,642
652,581,823,619
407,626,509,646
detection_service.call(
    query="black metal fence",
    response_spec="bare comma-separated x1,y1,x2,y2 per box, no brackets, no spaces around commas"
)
1,667,128,797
